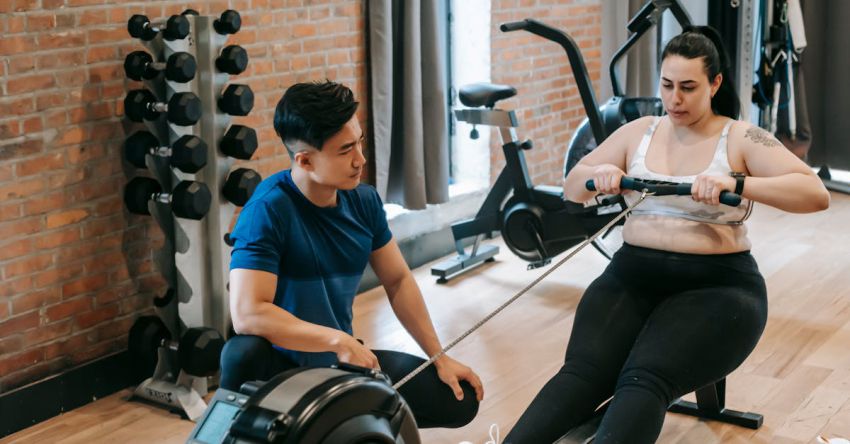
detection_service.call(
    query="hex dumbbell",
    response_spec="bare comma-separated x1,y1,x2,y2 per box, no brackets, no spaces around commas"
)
220,125,258,159
128,315,225,378
124,51,197,83
124,131,207,174
127,14,190,41
219,84,254,116
127,315,172,378
124,176,211,220
223,168,262,206
214,10,242,35
124,89,202,126
216,45,248,75
178,326,226,377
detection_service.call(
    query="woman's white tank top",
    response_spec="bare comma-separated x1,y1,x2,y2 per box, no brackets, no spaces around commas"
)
623,117,753,225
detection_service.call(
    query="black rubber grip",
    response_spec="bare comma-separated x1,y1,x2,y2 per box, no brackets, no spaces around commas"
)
500,20,528,32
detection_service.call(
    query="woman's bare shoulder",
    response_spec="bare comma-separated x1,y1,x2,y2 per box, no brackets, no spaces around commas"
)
611,115,658,140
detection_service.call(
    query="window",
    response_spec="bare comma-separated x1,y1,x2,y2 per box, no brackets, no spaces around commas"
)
448,0,492,196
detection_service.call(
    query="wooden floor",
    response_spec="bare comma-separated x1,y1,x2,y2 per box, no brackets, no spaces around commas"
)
5,192,850,444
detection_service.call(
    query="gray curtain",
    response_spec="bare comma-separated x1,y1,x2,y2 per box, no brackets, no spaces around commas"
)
801,0,850,169
369,0,450,210
601,1,661,100
600,1,630,100
625,0,659,97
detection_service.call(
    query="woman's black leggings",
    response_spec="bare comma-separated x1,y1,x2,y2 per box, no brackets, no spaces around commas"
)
219,335,478,429
505,244,768,444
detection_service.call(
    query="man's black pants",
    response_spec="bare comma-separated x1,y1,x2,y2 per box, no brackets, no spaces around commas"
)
220,335,479,428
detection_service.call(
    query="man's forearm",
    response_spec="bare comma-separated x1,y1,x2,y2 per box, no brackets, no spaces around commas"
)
386,274,444,358
234,302,344,354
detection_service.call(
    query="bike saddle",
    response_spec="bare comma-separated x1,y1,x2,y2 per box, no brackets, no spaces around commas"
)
459,82,517,108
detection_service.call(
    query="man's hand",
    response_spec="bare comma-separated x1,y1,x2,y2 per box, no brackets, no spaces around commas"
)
434,355,484,402
333,332,380,369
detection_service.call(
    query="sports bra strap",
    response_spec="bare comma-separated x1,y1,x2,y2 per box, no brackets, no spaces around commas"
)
634,117,662,158
721,119,734,137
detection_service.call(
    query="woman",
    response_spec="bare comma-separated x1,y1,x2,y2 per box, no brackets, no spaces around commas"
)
505,26,829,443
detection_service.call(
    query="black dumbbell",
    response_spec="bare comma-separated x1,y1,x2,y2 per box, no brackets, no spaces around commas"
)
181,8,200,16
127,14,190,41
128,315,225,378
223,168,262,206
124,89,202,126
124,176,211,220
128,315,172,379
218,84,254,116
220,125,258,159
124,51,197,83
216,45,248,75
178,327,226,377
124,131,208,174
214,9,241,35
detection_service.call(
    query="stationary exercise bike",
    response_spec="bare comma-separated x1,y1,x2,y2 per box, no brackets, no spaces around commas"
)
430,20,625,283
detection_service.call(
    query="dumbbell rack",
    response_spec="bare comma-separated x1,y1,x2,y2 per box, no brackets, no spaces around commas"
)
193,16,239,339
122,10,258,421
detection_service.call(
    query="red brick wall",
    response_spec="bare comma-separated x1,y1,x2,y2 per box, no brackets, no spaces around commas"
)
491,0,602,186
0,0,367,394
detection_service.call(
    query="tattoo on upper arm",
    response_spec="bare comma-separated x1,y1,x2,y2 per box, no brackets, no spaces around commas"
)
745,127,781,148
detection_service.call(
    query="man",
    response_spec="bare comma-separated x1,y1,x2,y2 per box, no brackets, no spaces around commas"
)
220,80,483,428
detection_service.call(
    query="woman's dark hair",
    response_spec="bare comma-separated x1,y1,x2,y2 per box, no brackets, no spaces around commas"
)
661,25,740,119
274,80,359,155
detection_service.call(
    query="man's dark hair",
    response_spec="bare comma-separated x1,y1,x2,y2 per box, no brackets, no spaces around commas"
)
273,80,359,156
661,25,740,119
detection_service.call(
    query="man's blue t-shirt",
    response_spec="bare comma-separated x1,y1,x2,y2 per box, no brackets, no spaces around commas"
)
229,169,392,367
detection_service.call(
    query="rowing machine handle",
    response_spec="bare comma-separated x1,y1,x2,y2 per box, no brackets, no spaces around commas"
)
585,177,742,207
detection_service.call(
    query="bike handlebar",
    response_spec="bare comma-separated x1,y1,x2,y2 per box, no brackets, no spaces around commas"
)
499,19,606,146
499,21,527,32
585,176,742,207
611,0,693,97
